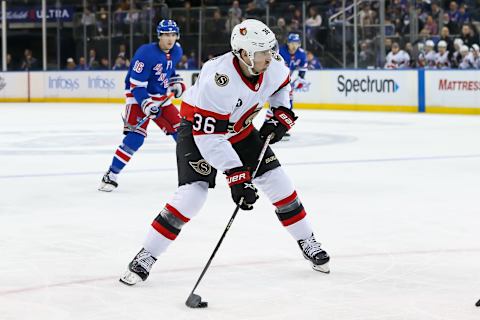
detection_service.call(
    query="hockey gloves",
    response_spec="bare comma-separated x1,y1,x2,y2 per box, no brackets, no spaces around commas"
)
141,98,161,119
225,166,259,210
168,75,186,98
259,106,297,144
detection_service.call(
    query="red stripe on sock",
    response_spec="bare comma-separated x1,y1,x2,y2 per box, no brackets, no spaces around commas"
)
165,203,190,223
281,209,306,227
151,221,177,240
115,149,131,162
273,191,297,207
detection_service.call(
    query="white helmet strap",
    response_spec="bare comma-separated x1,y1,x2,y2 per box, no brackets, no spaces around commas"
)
234,50,260,76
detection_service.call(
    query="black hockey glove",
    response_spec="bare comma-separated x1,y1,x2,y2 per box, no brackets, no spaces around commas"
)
259,106,297,144
225,166,259,210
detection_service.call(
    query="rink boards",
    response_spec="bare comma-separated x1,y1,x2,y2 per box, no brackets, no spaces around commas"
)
0,69,478,114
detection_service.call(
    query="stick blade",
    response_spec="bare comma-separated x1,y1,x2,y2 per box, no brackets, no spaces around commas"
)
185,293,208,308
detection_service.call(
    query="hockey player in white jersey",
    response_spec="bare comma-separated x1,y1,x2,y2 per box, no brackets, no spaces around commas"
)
119,19,330,286
423,40,437,68
472,44,480,69
458,45,475,69
384,42,410,69
435,40,451,69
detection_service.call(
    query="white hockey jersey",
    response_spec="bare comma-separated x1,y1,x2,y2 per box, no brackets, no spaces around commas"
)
384,50,410,69
180,52,290,172
458,52,475,69
424,50,437,68
435,51,450,69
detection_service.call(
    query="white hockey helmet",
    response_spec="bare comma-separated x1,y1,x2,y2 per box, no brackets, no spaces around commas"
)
460,45,469,53
437,40,447,48
472,44,479,52
425,40,434,48
231,19,278,75
453,38,463,49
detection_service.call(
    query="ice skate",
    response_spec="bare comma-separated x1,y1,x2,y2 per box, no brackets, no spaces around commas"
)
298,233,330,273
119,248,157,286
98,169,118,192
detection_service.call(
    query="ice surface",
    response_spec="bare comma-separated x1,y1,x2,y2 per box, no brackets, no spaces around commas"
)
0,103,479,319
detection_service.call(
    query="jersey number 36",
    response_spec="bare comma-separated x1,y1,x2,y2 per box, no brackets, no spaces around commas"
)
193,114,216,134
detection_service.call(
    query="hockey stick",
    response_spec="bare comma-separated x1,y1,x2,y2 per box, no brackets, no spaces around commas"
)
186,133,274,309
122,92,174,131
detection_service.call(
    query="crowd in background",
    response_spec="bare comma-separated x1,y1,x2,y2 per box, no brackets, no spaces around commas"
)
4,0,480,71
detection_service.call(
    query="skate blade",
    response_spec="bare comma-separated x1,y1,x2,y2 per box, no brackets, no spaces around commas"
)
119,270,142,286
98,183,116,192
312,261,330,273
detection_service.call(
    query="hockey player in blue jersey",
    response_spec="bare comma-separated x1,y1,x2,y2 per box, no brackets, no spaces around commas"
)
99,20,186,192
265,33,307,140
279,33,308,103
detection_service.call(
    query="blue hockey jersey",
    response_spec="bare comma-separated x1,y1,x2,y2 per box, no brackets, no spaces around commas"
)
125,42,183,105
279,44,307,75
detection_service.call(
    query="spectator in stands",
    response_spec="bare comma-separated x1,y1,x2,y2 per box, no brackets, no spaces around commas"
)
431,2,444,26
98,57,110,70
20,49,39,71
306,6,322,28
76,57,88,70
81,8,96,39
439,26,454,53
186,52,198,69
6,53,15,71
448,1,460,25
96,7,108,37
205,9,227,34
306,51,322,70
225,8,239,34
117,44,128,59
229,1,242,21
422,15,438,35
358,41,375,68
457,4,471,26
270,17,289,45
116,44,130,66
66,57,76,70
112,56,128,70
245,1,263,19
461,24,477,46
441,12,459,35
177,54,188,70
88,49,99,70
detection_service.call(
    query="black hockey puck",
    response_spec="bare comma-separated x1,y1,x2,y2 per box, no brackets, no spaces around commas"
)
476,299,480,307
185,293,208,308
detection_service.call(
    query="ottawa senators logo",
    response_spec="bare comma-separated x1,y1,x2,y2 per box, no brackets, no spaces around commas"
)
215,73,229,87
189,159,212,176
240,27,247,35
229,104,261,133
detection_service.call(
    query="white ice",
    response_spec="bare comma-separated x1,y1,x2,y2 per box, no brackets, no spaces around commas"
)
0,103,479,320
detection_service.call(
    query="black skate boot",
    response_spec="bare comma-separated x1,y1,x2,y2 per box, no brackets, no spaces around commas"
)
298,233,330,273
98,169,118,192
119,248,157,286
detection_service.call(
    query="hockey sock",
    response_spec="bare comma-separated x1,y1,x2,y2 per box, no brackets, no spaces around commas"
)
274,191,314,241
110,132,145,174
144,204,190,257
